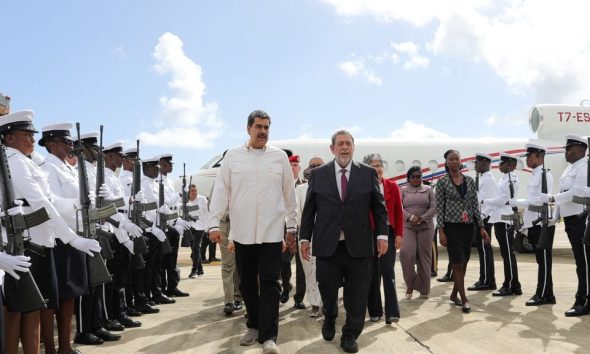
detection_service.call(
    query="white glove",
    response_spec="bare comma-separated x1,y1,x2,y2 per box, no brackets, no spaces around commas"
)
151,226,166,242
0,253,31,280
174,224,185,235
538,193,551,204
184,185,190,193
121,219,143,239
69,237,101,256
7,200,24,216
88,191,96,206
159,205,173,215
98,184,114,199
175,218,190,230
131,190,144,203
122,239,135,254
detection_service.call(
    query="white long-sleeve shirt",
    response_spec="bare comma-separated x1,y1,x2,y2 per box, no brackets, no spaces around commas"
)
141,175,159,225
295,182,309,227
40,153,80,231
187,195,209,230
477,171,496,218
119,170,133,197
483,172,519,224
7,147,78,247
515,165,554,229
554,158,587,217
162,174,180,208
208,144,297,244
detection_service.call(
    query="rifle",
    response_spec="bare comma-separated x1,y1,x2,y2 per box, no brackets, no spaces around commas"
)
180,163,199,244
127,140,149,269
573,137,590,244
93,125,115,261
0,140,49,313
530,165,551,250
158,168,176,255
501,172,522,231
72,122,112,286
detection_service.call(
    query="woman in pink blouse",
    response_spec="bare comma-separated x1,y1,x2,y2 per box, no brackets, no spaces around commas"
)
400,166,437,299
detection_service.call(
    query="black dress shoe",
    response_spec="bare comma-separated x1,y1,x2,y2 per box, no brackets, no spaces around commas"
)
209,257,220,262
94,328,121,341
147,299,156,306
462,302,471,313
119,316,142,328
166,288,190,297
436,274,453,282
153,294,176,304
280,292,289,304
135,303,160,314
104,319,125,331
322,319,336,341
468,283,496,291
340,337,359,353
126,307,143,317
492,287,522,296
565,304,590,317
223,303,234,316
74,332,104,345
233,300,243,311
294,301,306,309
526,294,556,306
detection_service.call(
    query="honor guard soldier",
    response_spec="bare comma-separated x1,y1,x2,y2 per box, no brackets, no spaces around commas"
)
469,153,497,291
482,153,522,296
542,135,590,316
141,156,175,305
4,116,100,354
120,147,136,197
510,143,556,306
101,142,144,329
158,154,190,298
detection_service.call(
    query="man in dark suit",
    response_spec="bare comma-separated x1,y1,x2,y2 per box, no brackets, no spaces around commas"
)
298,130,388,353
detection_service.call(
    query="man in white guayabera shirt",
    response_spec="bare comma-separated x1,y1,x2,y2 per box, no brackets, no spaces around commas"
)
208,110,297,354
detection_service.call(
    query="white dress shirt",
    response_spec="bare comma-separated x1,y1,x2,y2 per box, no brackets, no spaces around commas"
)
483,172,519,224
295,182,308,227
187,194,209,230
41,153,80,230
104,167,133,242
208,144,297,244
477,171,496,218
7,147,78,247
515,165,554,229
553,158,587,217
162,174,181,208
119,169,133,197
141,175,159,226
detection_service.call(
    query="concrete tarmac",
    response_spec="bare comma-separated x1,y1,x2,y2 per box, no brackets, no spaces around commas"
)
74,227,590,354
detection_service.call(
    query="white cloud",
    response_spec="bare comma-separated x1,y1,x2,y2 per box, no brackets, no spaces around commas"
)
323,0,590,104
337,59,382,85
138,32,223,149
485,114,496,126
390,121,451,140
113,46,127,58
391,41,430,70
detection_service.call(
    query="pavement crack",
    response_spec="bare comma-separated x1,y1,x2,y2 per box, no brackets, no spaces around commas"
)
397,324,433,353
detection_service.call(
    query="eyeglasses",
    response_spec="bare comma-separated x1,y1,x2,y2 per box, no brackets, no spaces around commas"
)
409,174,422,179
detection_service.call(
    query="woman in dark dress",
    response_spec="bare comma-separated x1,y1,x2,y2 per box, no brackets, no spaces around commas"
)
436,150,490,313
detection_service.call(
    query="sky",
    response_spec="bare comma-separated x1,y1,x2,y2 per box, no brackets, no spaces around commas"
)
3,0,590,177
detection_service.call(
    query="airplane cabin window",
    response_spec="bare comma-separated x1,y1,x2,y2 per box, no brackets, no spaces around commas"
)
395,160,405,172
412,160,422,167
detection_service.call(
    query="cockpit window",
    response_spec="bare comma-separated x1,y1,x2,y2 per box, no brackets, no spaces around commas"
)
200,153,223,169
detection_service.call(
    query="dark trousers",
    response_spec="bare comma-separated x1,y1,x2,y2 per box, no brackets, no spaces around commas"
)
190,228,205,272
564,215,590,305
475,218,495,286
317,241,371,340
161,228,181,291
76,285,103,334
280,242,306,302
367,227,400,318
106,240,131,319
527,225,555,298
494,222,520,290
234,241,282,343
143,233,162,300
201,235,217,261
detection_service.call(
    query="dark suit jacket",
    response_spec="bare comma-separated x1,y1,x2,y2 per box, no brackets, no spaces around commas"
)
300,160,388,258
